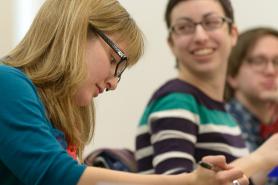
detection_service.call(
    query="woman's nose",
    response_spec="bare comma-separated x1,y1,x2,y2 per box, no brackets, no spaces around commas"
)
192,25,209,44
106,77,118,91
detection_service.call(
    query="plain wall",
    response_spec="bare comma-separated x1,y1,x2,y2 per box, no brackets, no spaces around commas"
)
0,1,13,56
0,0,277,157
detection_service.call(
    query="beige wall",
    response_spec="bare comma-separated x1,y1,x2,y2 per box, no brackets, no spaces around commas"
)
0,1,13,57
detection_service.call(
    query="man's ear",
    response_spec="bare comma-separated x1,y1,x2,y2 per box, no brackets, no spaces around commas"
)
227,75,238,89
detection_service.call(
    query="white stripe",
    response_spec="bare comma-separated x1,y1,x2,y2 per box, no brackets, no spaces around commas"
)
149,109,200,124
196,143,249,157
151,130,196,143
163,167,186,175
199,124,241,135
153,151,195,166
139,169,155,174
135,146,154,160
137,124,149,135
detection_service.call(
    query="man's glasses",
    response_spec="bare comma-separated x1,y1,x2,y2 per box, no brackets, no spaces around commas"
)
90,25,128,82
170,15,232,35
245,56,278,73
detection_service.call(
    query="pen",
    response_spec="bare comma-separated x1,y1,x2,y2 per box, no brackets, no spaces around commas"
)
198,161,222,172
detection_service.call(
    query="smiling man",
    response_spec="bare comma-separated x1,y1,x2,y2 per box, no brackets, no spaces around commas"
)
225,27,278,185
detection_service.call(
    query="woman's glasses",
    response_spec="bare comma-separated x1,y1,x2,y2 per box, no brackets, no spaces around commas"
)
90,25,128,82
170,15,232,35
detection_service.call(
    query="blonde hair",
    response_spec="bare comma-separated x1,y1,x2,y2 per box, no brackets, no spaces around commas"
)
4,0,144,158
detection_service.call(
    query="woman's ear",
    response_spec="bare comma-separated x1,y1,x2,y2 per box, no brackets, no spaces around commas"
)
167,34,180,59
230,24,238,47
167,35,174,52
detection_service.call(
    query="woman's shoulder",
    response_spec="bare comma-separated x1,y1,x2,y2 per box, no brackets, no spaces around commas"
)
0,65,27,81
0,65,37,97
149,78,226,112
146,79,199,112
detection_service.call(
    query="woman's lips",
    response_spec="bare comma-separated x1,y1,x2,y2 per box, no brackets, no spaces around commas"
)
96,84,104,94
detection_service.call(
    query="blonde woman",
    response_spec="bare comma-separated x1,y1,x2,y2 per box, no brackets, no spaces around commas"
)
0,0,248,185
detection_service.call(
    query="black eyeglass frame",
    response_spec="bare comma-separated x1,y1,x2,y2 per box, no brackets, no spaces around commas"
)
89,24,128,81
245,56,278,72
169,15,233,35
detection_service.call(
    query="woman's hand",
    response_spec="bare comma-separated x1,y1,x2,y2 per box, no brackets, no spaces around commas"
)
181,155,249,185
251,133,278,170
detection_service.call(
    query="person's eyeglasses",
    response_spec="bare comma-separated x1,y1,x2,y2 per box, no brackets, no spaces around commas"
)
170,15,232,35
90,25,128,82
245,56,278,73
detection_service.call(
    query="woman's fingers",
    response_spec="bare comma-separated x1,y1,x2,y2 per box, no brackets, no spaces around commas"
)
233,175,249,185
198,156,248,185
201,155,229,170
215,168,244,183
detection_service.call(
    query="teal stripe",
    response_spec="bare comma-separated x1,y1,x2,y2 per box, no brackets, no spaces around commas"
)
139,93,197,125
139,93,237,127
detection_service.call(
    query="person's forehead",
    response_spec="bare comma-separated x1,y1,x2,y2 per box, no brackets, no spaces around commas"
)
249,35,278,55
170,0,225,21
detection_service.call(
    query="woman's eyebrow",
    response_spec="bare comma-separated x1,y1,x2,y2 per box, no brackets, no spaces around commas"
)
175,12,218,22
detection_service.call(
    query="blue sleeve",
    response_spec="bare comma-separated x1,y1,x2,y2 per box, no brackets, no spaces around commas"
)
0,66,86,185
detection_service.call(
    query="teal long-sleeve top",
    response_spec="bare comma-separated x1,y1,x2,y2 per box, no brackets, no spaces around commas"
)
0,65,86,185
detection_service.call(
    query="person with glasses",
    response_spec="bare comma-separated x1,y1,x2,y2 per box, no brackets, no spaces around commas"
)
135,0,278,185
0,0,250,185
225,27,278,185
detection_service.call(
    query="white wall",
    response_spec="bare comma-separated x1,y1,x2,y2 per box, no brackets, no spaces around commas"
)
0,0,13,56
12,0,45,43
1,0,277,157
0,0,44,56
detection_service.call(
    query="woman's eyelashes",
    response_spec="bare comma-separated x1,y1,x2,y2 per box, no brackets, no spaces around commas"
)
110,55,117,65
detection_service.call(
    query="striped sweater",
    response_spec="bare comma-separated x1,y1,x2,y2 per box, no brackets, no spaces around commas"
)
135,79,249,174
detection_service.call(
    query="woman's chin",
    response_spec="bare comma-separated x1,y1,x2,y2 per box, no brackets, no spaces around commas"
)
75,95,93,107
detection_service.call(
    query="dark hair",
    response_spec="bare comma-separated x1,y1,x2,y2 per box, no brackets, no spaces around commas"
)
225,27,278,101
164,0,234,30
